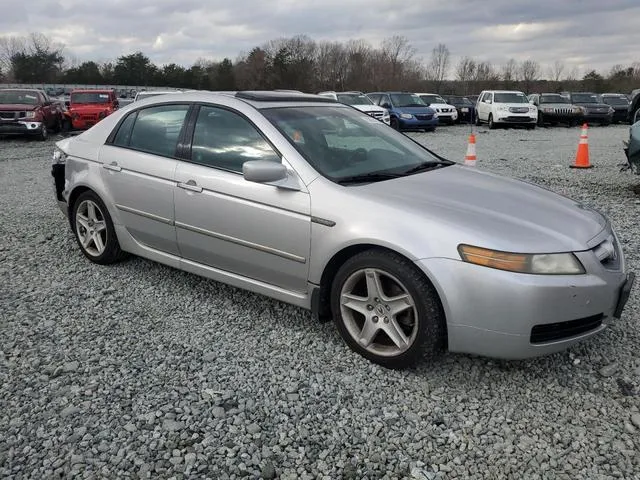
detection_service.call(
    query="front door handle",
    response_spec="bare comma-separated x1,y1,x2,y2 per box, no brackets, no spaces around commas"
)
103,161,122,172
177,179,203,193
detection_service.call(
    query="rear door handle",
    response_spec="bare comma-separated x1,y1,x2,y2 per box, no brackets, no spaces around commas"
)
103,161,122,172
177,179,203,193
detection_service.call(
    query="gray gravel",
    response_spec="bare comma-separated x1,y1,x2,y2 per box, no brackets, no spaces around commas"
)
1,125,639,479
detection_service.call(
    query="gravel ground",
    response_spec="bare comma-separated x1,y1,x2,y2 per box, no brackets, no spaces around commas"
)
1,124,639,480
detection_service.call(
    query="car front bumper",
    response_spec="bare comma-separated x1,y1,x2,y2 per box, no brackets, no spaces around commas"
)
494,114,537,124
417,253,632,360
0,121,43,135
583,112,614,124
398,116,439,130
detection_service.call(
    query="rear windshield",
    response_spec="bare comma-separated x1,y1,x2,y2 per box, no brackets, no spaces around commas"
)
494,92,528,104
71,92,111,104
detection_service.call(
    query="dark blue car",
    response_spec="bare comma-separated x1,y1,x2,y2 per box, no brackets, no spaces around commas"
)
366,92,439,131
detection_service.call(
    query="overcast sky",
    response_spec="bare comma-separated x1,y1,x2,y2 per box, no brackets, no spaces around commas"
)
2,0,639,77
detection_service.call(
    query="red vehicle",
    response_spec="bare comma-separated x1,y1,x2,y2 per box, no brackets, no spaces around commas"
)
68,89,119,130
0,89,63,140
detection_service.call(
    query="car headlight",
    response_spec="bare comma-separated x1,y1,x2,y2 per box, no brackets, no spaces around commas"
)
400,113,413,119
458,245,585,275
542,107,553,113
24,111,36,119
497,106,508,111
608,107,615,114
529,106,537,112
52,147,67,165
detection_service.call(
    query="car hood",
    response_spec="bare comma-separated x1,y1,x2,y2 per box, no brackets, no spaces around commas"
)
395,106,436,114
0,104,37,111
355,165,607,253
353,105,387,114
539,103,575,109
573,102,610,109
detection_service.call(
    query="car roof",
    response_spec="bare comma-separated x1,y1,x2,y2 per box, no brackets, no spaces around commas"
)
71,89,113,93
482,90,525,93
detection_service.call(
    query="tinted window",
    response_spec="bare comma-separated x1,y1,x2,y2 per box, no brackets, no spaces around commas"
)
190,105,280,172
113,112,138,147
128,104,189,157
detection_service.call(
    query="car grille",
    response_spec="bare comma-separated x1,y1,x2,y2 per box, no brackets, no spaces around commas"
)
367,111,384,119
438,108,454,113
592,234,621,270
552,108,574,115
415,114,434,121
530,314,604,343
0,111,23,120
81,114,99,121
509,107,530,113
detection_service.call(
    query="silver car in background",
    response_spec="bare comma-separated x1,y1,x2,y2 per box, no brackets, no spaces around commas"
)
51,91,634,369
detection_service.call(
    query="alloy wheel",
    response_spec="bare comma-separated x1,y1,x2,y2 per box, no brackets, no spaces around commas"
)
75,200,108,257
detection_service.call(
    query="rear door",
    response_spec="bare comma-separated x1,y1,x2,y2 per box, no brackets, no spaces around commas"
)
99,103,192,255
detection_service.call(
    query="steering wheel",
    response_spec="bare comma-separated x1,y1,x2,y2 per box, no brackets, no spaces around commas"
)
348,148,368,164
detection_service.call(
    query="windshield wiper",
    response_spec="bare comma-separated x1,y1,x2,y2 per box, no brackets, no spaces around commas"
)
401,160,452,175
336,172,403,185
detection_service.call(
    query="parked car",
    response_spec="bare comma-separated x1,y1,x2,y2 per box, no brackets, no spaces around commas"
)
317,91,390,125
475,90,537,129
527,93,583,127
598,94,630,123
563,92,614,125
415,93,458,124
624,119,640,173
443,96,476,124
51,90,634,368
68,89,119,130
628,90,640,124
0,88,63,140
466,94,479,105
366,92,438,131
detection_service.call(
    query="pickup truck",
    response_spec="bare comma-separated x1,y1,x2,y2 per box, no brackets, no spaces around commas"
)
0,88,63,140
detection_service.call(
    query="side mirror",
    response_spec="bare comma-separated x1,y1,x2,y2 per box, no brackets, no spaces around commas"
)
243,160,288,183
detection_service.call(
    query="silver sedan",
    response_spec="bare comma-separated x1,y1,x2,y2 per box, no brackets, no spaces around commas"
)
51,90,634,369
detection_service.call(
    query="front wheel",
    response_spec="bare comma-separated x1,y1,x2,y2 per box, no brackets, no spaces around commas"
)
537,113,544,127
488,114,496,129
71,191,128,265
390,117,400,130
331,249,445,369
37,124,48,141
474,113,481,126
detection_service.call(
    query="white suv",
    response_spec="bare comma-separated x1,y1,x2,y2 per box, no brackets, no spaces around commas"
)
317,91,390,125
476,90,537,129
415,93,458,124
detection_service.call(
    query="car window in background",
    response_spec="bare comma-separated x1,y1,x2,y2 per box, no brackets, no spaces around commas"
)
540,94,570,104
602,96,629,106
263,106,446,182
0,90,39,105
336,94,375,106
71,92,111,104
494,92,528,103
571,94,598,103
191,105,281,172
128,104,190,157
420,95,446,104
389,93,426,107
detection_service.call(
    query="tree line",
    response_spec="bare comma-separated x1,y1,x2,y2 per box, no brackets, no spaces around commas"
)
1,33,639,95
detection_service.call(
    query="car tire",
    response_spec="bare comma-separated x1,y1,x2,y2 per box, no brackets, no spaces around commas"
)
330,249,445,369
488,114,496,129
71,191,128,265
390,117,400,130
474,114,481,126
37,124,48,141
537,113,544,127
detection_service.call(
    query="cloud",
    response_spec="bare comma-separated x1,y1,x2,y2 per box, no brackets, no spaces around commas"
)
0,0,638,77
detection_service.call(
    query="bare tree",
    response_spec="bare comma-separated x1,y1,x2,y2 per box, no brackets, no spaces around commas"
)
519,59,540,93
0,36,27,76
548,60,565,82
501,58,517,88
455,56,475,94
565,66,579,81
426,43,450,92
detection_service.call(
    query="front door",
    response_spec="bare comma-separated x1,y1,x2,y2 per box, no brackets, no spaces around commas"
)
173,104,311,293
100,103,191,255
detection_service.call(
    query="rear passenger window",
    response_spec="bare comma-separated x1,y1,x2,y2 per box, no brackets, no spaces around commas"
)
128,104,190,157
190,106,280,172
112,112,137,147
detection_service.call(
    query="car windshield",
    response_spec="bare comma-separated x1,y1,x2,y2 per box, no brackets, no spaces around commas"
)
0,90,39,105
603,96,629,106
262,106,450,184
571,93,598,103
540,94,570,104
420,95,446,104
336,94,374,106
493,92,528,103
390,93,426,107
71,92,111,104
447,97,473,106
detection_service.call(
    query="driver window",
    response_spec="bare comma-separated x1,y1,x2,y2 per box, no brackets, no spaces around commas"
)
191,105,281,173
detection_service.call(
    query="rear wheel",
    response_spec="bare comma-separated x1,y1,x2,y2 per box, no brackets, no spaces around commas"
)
331,249,445,369
71,191,128,265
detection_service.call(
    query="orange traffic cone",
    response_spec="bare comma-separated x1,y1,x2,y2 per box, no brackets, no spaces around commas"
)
464,133,477,166
570,123,593,169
